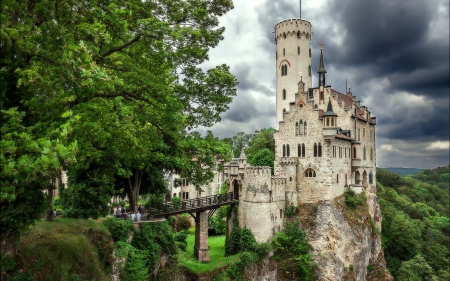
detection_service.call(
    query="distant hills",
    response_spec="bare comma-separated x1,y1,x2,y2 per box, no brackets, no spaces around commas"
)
377,167,425,176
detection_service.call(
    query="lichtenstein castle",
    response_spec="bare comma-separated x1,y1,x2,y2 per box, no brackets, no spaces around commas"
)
220,17,379,251
169,18,378,245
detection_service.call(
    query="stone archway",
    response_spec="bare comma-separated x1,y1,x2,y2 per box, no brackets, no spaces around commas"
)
355,171,361,185
233,180,240,200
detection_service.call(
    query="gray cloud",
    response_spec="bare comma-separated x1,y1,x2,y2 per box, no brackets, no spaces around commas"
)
199,0,449,168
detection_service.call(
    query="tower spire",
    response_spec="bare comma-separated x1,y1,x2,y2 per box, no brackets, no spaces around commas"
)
317,45,326,88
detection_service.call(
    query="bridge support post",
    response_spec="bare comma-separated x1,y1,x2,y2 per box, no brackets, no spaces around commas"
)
194,211,210,262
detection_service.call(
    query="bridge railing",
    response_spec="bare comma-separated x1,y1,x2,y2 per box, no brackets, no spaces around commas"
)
147,192,236,216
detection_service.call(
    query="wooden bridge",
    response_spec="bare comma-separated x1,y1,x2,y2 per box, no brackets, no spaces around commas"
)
147,192,237,218
146,192,238,262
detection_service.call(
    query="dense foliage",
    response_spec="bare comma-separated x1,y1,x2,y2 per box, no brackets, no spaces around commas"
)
377,167,449,280
272,220,314,280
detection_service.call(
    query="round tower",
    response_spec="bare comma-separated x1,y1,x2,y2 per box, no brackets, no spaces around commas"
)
274,19,312,128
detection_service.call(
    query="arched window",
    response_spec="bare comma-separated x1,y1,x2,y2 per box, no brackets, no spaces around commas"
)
283,48,285,56
302,143,305,157
283,32,286,39
305,168,316,177
283,89,286,100
283,144,286,157
337,174,339,183
326,118,330,126
309,48,311,57
295,122,299,135
331,118,334,126
299,120,304,135
353,147,357,158
314,143,317,157
363,146,366,160
318,143,322,157
308,65,311,76
287,144,290,157
370,147,373,161
369,171,373,184
297,31,300,37
285,64,288,75
304,122,307,135
298,46,300,55
298,144,301,157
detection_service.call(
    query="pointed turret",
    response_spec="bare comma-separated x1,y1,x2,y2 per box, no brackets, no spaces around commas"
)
317,46,327,88
323,98,338,117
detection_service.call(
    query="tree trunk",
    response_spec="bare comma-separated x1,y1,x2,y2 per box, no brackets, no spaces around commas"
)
1,232,19,257
45,185,54,221
126,169,142,212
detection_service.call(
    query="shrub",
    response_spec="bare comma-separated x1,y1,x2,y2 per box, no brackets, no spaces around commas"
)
131,222,177,270
349,264,354,271
102,217,133,242
174,230,188,251
115,242,148,281
176,215,191,232
285,202,298,217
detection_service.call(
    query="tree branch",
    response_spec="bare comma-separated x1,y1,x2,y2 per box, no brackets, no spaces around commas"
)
98,34,143,59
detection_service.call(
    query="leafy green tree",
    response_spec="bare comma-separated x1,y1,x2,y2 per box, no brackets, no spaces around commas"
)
397,254,438,281
250,148,275,174
223,132,253,158
0,108,77,256
245,127,275,163
2,0,237,212
273,220,314,280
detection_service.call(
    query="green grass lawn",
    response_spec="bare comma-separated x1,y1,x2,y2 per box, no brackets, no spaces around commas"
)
177,228,240,274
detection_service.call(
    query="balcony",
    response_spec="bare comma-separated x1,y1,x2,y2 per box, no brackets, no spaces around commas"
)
351,158,361,168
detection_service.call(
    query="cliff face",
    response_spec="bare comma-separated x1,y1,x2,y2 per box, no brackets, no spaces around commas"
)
298,192,393,281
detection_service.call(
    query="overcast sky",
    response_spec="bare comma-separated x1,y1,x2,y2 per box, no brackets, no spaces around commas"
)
197,0,449,169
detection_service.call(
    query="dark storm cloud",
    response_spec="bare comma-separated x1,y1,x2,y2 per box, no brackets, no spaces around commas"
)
233,62,273,96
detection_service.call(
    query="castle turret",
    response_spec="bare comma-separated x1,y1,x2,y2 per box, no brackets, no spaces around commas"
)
323,98,338,141
275,19,312,128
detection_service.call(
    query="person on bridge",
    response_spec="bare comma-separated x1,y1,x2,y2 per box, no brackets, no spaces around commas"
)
136,211,142,222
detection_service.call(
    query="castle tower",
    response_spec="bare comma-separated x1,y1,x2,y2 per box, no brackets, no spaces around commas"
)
274,19,312,129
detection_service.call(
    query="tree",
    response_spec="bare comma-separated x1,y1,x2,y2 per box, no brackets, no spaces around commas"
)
1,0,237,212
0,108,77,256
397,254,438,281
223,132,253,158
245,127,275,163
250,148,275,174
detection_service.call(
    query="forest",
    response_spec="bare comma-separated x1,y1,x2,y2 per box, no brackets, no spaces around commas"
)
377,167,449,281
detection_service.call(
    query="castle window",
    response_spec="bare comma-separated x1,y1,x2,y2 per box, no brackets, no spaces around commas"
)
283,144,286,157
290,177,292,181
309,48,311,57
295,122,299,135
281,64,288,76
326,118,330,127
318,143,322,157
304,122,307,135
337,174,339,183
345,148,347,158
363,146,366,160
283,48,285,56
314,143,317,157
358,129,361,141
305,168,316,177
297,31,300,38
298,46,300,55
287,144,290,157
298,143,305,157
308,65,311,76
370,147,373,161
353,147,357,158
283,89,286,100
283,32,286,39
331,118,334,126
369,171,373,184
370,129,373,140
363,128,366,138
173,193,176,198
299,120,304,135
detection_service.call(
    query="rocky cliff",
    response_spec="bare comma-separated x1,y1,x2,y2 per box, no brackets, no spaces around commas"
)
298,191,393,281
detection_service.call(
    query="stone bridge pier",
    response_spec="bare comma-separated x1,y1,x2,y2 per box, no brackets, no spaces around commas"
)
193,212,210,262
